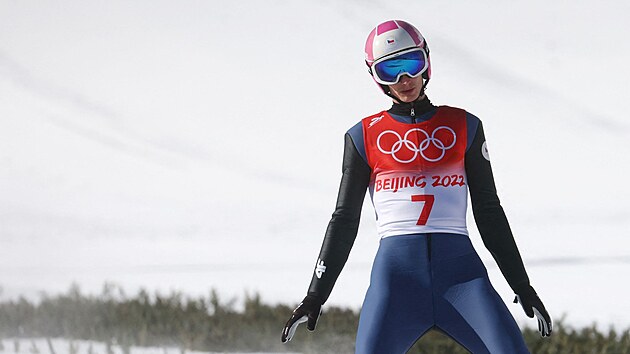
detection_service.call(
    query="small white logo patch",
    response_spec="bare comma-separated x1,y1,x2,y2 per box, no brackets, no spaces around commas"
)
368,116,383,128
315,258,326,279
481,141,490,161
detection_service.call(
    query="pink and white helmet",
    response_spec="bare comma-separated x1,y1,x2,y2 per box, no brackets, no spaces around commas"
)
364,20,431,81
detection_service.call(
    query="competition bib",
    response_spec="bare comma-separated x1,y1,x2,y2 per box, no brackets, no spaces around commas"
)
362,106,469,238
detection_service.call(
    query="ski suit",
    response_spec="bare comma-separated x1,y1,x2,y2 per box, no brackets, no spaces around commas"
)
307,97,531,353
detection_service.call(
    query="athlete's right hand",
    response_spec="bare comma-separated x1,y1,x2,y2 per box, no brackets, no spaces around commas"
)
281,295,323,343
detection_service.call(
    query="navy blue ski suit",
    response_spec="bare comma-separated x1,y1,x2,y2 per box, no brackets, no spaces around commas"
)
307,97,531,353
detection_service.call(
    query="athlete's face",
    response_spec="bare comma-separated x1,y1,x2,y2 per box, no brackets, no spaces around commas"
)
389,75,424,103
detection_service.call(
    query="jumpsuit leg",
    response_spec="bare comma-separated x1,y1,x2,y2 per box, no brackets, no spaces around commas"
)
355,235,434,354
432,234,530,354
355,234,530,354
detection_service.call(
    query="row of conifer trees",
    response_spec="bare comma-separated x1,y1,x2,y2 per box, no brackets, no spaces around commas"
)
1,284,629,354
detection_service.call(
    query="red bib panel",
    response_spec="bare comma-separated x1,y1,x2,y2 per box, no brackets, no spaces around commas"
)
361,106,469,238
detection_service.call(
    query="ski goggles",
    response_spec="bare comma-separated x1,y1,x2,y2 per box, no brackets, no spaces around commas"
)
372,48,428,85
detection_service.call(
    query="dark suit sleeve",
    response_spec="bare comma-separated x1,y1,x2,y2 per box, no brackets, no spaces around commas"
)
306,133,371,303
465,121,530,293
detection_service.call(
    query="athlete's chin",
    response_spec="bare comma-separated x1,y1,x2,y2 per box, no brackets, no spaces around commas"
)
396,88,420,102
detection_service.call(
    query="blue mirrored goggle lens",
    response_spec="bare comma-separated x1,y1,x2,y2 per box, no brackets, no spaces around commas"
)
374,50,426,84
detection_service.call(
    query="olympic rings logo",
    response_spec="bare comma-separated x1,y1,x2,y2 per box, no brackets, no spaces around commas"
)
376,126,457,163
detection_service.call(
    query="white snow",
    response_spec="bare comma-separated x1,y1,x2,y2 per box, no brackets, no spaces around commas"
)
1,0,629,331
0,338,295,354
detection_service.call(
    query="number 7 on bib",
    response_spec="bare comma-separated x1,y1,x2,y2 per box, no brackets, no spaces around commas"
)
411,194,435,225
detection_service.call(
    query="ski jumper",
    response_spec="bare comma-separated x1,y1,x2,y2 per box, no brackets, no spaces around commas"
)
306,98,531,353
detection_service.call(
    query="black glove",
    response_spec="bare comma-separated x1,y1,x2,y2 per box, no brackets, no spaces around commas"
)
514,285,552,337
281,295,322,343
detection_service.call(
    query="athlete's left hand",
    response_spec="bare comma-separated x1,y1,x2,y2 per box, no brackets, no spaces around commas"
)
514,285,552,337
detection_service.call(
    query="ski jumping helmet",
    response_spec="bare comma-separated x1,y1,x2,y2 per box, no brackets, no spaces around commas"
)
364,20,431,98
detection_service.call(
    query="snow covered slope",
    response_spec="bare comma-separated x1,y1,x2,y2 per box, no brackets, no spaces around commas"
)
1,0,629,329
0,338,293,354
